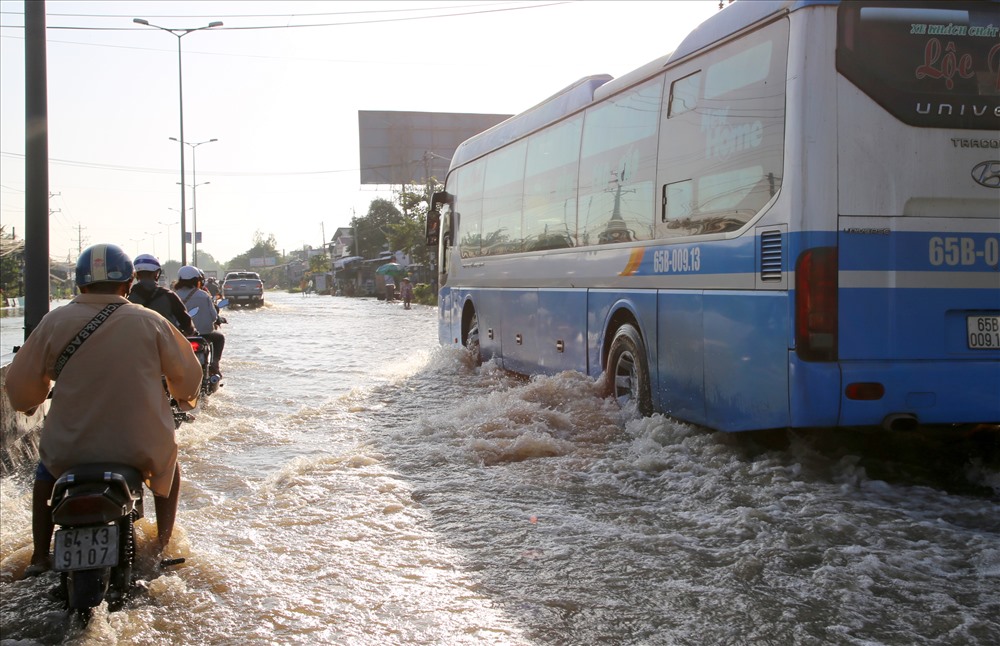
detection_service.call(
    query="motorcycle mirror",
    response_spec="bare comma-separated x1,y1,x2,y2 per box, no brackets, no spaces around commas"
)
188,306,200,316
217,298,229,309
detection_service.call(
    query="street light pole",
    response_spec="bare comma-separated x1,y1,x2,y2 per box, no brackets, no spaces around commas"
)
144,230,161,257
170,137,216,266
160,216,179,262
176,179,210,265
133,17,222,266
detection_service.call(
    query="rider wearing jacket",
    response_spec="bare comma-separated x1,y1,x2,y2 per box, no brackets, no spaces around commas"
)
127,253,196,336
4,244,203,576
174,265,225,377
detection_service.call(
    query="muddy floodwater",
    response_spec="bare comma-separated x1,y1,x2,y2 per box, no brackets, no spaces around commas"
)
2,291,998,645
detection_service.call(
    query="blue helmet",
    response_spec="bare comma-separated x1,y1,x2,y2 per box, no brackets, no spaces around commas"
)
75,243,134,287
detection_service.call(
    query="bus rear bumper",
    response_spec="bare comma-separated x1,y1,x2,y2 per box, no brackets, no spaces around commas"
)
838,360,1000,428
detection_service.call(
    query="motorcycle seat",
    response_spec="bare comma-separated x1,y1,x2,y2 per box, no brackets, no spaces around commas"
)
55,463,145,499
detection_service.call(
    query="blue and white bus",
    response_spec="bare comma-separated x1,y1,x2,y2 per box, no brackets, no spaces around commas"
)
426,0,1000,433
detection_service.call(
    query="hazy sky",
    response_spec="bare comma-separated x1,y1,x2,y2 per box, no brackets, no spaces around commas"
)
1,0,721,266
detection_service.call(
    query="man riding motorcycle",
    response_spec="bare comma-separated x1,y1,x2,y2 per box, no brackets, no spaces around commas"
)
127,253,196,336
174,265,226,378
4,244,203,576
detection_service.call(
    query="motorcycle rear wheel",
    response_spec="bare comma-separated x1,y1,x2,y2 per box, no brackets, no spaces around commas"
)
66,568,108,614
107,513,136,610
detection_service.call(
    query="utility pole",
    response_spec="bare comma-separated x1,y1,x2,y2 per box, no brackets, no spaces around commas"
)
46,193,61,295
23,0,49,338
72,222,86,295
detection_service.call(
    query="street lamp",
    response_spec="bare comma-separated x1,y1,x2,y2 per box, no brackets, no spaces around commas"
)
160,216,181,263
133,17,222,265
170,137,216,266
144,230,161,257
177,179,210,265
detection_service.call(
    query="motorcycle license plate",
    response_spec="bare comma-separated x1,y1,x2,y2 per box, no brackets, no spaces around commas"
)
53,525,119,571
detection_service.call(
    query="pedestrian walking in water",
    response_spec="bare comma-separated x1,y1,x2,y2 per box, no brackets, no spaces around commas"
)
400,277,414,309
384,276,395,302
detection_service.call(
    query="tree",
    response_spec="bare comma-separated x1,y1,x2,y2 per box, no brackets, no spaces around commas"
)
225,230,279,272
192,250,222,277
0,226,25,298
308,254,330,273
387,184,438,267
253,230,278,253
351,198,401,259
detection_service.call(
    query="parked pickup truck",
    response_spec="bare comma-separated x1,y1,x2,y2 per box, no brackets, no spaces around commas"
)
222,271,265,308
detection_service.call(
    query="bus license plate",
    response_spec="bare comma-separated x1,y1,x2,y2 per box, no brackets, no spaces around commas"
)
53,525,119,571
967,315,1000,350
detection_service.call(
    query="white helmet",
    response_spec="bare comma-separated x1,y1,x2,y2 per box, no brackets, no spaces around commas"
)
177,265,202,281
133,253,162,273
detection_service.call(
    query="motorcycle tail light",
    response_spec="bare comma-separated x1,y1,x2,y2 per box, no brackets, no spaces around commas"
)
52,493,125,525
190,340,202,352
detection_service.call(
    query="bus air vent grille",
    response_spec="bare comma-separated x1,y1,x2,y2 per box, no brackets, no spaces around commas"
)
760,231,783,281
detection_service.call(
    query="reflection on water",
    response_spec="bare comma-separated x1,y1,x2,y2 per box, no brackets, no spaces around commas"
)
1,309,25,366
1,291,998,645
1,300,71,365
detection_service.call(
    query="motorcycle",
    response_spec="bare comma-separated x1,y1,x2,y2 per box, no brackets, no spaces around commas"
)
188,333,221,397
170,300,228,427
48,463,182,618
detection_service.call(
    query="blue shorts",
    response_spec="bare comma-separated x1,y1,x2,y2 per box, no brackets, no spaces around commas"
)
35,462,55,483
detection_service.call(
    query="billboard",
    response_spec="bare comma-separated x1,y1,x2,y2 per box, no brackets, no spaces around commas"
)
358,111,512,186
249,257,277,267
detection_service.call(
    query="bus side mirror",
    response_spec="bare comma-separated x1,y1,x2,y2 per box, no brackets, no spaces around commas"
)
426,191,449,247
426,211,440,247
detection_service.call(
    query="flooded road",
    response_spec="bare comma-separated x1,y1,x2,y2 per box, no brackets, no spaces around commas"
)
2,291,998,645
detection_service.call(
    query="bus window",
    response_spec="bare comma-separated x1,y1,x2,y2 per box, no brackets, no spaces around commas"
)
481,141,527,255
579,77,662,246
663,179,694,221
837,2,1000,131
656,19,788,239
456,159,486,259
523,116,582,251
669,71,701,117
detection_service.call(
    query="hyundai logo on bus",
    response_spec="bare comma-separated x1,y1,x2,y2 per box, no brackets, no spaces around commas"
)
971,160,1000,188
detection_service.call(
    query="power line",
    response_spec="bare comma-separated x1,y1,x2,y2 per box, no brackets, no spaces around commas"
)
0,34,445,65
0,1,525,19
0,2,567,31
0,151,360,177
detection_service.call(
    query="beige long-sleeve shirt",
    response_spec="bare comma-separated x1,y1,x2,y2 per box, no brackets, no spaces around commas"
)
4,294,203,496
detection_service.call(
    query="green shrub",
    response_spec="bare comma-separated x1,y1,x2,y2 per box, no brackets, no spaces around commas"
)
413,283,437,306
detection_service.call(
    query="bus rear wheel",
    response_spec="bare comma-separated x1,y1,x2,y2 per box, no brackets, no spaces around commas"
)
465,311,482,365
607,324,652,416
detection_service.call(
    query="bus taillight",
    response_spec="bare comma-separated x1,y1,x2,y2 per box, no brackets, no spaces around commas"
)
845,382,884,400
795,247,838,362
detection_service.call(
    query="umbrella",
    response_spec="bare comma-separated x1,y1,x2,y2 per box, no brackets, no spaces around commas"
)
333,256,363,270
376,263,406,277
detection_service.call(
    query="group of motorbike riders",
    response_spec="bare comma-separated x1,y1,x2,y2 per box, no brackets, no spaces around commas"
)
4,243,228,578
